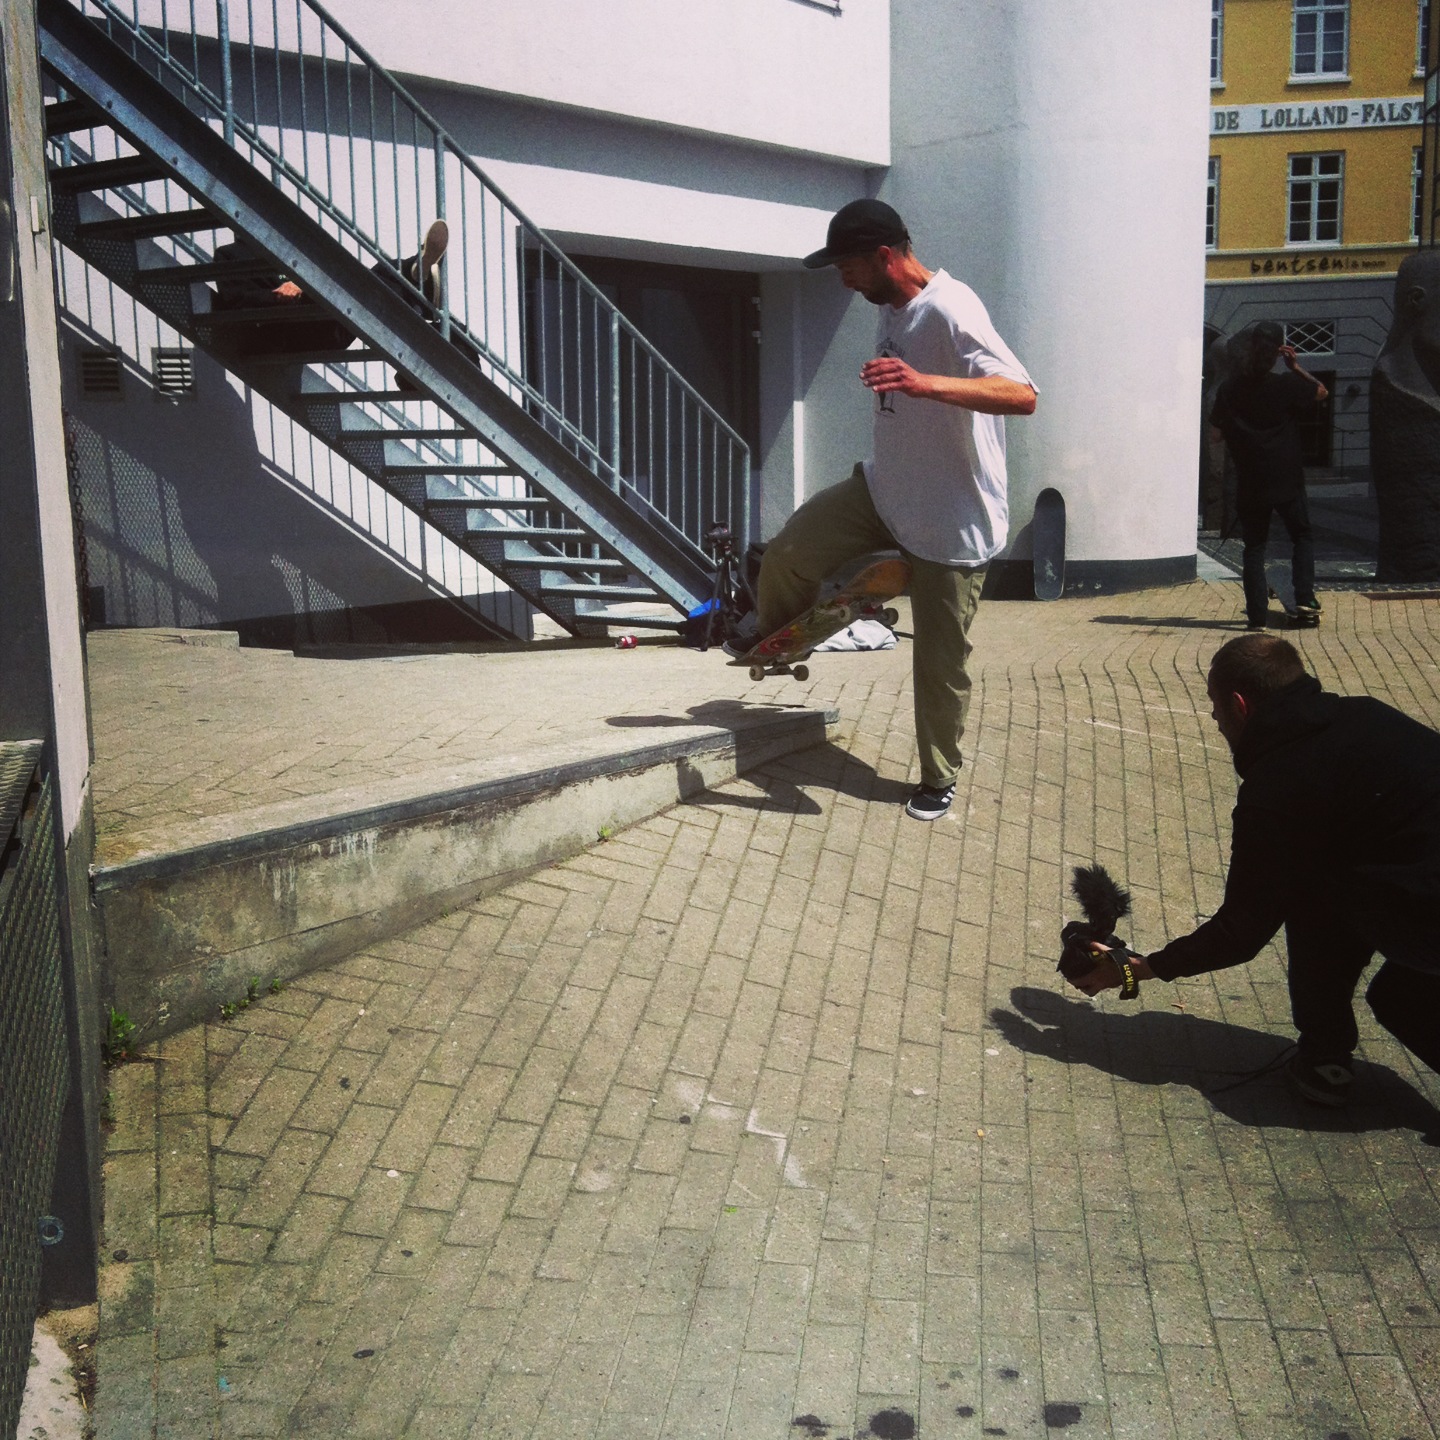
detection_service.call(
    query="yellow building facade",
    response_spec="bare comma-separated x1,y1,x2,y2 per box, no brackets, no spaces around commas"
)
1206,0,1427,473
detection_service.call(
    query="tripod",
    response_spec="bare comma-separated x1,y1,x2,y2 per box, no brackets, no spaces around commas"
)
697,523,757,653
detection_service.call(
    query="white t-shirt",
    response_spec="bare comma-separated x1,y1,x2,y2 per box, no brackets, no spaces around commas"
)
862,270,1035,566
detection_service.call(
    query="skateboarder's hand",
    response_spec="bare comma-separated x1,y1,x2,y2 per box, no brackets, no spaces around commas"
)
861,356,927,397
273,280,304,300
1278,344,1299,369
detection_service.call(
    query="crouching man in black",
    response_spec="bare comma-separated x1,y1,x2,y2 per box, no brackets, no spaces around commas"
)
1065,633,1440,1107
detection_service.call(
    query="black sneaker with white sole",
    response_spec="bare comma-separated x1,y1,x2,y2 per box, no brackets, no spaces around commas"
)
1286,1054,1354,1107
905,782,954,821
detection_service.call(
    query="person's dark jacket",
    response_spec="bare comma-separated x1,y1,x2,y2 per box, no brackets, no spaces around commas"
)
1148,675,1440,979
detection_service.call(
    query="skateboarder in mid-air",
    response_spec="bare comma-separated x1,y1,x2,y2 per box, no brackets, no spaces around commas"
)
1210,321,1327,630
730,199,1037,821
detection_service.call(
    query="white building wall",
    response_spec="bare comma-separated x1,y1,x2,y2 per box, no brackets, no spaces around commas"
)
882,0,1211,570
331,0,889,166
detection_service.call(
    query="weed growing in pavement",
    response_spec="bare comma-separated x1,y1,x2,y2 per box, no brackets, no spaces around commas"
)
103,1007,136,1065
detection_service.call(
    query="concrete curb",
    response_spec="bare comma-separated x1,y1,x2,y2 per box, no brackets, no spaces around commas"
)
94,707,838,1041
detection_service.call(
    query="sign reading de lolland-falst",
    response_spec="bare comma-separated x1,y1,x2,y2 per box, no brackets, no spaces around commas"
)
1212,96,1421,136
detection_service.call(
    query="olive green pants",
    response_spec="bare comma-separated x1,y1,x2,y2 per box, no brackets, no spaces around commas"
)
758,465,986,790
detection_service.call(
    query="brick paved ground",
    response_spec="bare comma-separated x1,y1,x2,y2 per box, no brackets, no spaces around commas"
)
96,581,1440,1439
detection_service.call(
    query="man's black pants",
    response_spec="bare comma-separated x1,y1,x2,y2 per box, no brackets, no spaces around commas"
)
1240,493,1316,625
1285,907,1440,1071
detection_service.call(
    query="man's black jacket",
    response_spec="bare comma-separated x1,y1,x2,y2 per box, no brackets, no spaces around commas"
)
1149,675,1440,979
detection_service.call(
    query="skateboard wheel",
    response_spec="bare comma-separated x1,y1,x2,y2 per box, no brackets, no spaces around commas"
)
880,607,899,627
793,664,809,682
749,665,765,682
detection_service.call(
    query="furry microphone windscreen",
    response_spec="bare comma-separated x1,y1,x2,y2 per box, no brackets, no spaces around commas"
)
1070,865,1132,938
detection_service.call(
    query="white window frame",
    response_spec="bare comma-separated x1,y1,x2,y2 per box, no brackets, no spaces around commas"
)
1415,145,1426,241
1419,0,1433,77
1291,0,1349,81
1207,156,1220,250
1211,0,1225,87
1287,151,1344,245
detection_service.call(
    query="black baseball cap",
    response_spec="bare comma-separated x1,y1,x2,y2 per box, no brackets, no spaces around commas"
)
802,199,910,269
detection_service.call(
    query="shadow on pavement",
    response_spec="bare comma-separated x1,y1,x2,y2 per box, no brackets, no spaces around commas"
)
1089,615,1249,631
606,698,806,727
676,740,913,815
994,985,1440,1141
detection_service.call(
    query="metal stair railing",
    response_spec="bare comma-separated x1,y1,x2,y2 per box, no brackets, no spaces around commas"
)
48,127,522,636
54,0,751,578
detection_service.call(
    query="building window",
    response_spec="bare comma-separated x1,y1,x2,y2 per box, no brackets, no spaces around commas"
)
1284,320,1335,356
1207,156,1220,249
1211,0,1225,84
1288,152,1343,243
1420,0,1432,74
1416,146,1426,241
1292,0,1348,78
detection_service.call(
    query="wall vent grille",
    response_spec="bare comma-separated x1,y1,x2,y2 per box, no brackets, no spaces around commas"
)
77,347,123,401
152,346,195,399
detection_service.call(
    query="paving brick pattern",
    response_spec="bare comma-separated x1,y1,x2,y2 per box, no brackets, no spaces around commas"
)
96,583,1440,1438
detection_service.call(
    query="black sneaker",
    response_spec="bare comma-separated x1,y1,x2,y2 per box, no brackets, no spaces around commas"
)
1286,1055,1354,1107
721,619,760,658
905,782,954,821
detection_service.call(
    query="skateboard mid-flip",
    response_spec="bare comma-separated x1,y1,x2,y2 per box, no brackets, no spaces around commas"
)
732,557,910,682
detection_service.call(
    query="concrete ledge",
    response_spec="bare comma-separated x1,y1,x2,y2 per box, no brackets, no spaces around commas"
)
95,706,837,1040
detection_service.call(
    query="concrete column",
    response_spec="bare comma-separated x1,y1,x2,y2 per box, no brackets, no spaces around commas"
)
883,0,1211,589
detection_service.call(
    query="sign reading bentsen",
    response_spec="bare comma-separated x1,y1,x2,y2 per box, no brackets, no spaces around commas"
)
1212,97,1421,136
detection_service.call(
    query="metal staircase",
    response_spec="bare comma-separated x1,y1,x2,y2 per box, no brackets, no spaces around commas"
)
38,0,750,638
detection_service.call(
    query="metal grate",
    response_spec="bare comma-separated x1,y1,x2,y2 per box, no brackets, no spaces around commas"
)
0,744,70,1440
151,344,195,399
1285,320,1336,356
76,345,122,400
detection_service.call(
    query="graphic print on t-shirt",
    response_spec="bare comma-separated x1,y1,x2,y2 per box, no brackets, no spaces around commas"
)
875,338,900,415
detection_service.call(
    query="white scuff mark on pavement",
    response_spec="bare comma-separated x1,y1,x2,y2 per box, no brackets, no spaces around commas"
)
18,1322,85,1440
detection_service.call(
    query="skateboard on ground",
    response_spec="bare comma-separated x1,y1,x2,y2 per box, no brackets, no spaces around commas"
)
1033,487,1066,601
733,557,910,682
1265,557,1319,628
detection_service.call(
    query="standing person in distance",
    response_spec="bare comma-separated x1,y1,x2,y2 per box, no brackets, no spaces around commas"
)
1210,320,1328,630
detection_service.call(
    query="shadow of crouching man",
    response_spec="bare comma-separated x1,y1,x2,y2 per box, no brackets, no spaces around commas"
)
993,985,1440,1142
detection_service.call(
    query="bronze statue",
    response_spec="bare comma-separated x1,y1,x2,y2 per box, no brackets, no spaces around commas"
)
1371,250,1440,581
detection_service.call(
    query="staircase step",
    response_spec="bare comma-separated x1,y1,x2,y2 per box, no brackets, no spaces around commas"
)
296,389,435,404
576,609,686,631
49,153,169,193
245,347,384,366
424,497,558,511
476,527,592,544
76,207,220,242
370,427,470,440
44,97,106,136
505,554,627,572
201,305,346,327
383,463,516,477
139,256,290,284
541,582,663,601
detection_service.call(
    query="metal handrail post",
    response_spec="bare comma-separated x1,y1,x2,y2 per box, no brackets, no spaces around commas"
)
216,0,234,144
433,130,449,339
609,310,620,488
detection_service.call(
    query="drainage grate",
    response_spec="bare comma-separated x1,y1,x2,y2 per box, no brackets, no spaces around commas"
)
152,345,195,399
76,346,122,401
